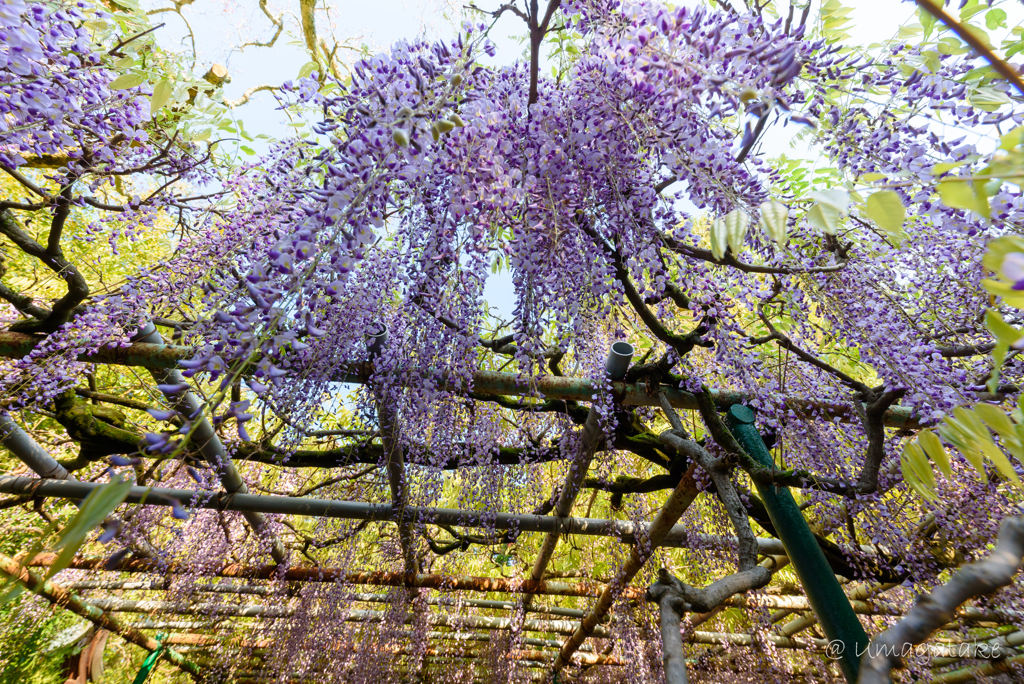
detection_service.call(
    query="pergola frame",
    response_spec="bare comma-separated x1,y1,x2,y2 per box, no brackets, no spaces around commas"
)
0,334,1019,684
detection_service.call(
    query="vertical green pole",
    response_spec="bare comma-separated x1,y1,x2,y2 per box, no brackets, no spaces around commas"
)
726,405,869,683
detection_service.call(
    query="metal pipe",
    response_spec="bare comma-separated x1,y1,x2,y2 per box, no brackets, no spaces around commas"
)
524,342,634,606
59,578,903,616
726,404,869,683
0,414,74,481
155,629,600,654
0,332,920,427
0,553,200,678
0,415,160,559
131,323,286,565
0,475,787,553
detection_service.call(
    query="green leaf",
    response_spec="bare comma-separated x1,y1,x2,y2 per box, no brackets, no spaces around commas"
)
723,208,749,255
298,61,319,79
962,24,992,48
808,188,850,213
950,407,1020,485
150,79,173,112
805,202,842,234
938,421,988,484
918,429,952,477
44,478,132,581
937,180,990,217
973,403,1024,462
970,86,1011,111
240,145,255,156
985,8,1007,30
919,6,937,36
904,442,937,491
984,309,1022,391
758,201,789,247
114,56,135,69
709,217,728,260
999,127,1024,152
937,37,970,55
865,190,906,235
931,161,966,175
109,73,144,90
859,172,887,182
901,446,937,501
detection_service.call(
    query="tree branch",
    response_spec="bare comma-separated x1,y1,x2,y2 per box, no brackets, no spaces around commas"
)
859,515,1024,684
1,209,89,333
914,0,1024,98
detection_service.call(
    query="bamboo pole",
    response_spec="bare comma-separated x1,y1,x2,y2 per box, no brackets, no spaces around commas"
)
30,553,639,599
552,462,700,673
83,600,614,637
521,342,634,609
0,553,201,678
0,331,919,428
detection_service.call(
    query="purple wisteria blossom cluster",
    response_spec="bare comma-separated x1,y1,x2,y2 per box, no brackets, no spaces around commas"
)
3,0,1024,682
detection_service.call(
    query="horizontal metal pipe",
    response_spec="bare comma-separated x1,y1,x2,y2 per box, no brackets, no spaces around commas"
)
64,578,901,617
0,332,919,427
180,642,624,667
0,475,786,553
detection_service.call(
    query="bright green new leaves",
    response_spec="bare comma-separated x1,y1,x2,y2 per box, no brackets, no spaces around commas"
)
865,190,906,236
902,442,938,501
918,429,952,477
150,79,173,113
820,0,854,44
109,72,144,90
758,201,789,247
44,478,133,582
906,403,1024,502
805,189,849,234
982,236,1024,309
937,179,991,217
984,309,1023,392
710,209,749,259
986,8,1008,30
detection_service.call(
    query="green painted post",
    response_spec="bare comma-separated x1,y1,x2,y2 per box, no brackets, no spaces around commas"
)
132,633,167,684
726,404,869,683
